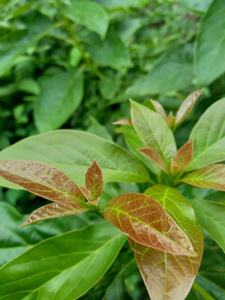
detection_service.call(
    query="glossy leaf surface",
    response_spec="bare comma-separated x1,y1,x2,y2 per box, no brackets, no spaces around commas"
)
85,160,103,200
175,89,204,127
139,148,168,173
0,160,84,203
182,164,225,191
121,126,160,175
170,140,193,174
0,130,150,189
34,69,83,133
63,0,109,39
104,193,195,256
190,199,225,252
141,185,204,300
0,222,126,300
194,0,225,85
21,201,88,227
130,101,177,165
187,98,225,171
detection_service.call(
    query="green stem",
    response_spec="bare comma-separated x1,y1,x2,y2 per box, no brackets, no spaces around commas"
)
192,282,216,300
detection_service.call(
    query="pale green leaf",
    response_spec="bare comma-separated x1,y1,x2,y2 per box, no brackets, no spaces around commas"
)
0,222,126,300
190,199,225,252
0,130,150,189
63,0,109,39
186,98,225,171
34,69,83,133
194,0,225,85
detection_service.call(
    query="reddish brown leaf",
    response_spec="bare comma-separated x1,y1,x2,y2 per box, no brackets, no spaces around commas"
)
103,193,196,256
170,140,193,175
20,201,88,226
79,186,93,201
112,119,132,126
150,100,167,120
0,160,84,203
138,148,168,173
85,160,103,200
175,88,205,127
166,111,175,127
139,185,204,300
181,164,225,191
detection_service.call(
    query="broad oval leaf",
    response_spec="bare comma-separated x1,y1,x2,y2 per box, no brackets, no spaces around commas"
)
190,199,225,253
140,185,204,300
0,130,150,189
62,0,109,39
170,140,193,175
0,222,126,300
0,160,84,203
175,89,204,127
34,69,83,133
181,164,225,191
85,160,103,200
21,201,88,227
130,100,177,166
103,193,196,256
194,0,225,85
186,98,225,171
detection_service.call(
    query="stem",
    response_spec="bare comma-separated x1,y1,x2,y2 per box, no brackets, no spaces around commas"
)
192,282,216,300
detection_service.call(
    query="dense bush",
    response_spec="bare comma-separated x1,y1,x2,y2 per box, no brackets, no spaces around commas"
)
0,0,224,299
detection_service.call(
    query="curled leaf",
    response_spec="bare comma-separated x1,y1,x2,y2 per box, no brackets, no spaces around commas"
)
104,193,196,256
0,160,84,203
21,201,88,227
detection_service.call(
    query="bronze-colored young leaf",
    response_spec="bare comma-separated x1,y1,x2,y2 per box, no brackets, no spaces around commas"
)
0,160,84,203
138,148,168,173
113,119,132,126
175,88,204,127
79,186,93,202
21,201,88,227
150,100,167,121
85,160,103,200
181,164,225,191
103,193,196,256
170,140,193,175
142,185,203,300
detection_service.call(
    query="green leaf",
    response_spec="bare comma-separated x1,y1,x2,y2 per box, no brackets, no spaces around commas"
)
0,130,150,189
0,160,85,203
181,164,225,191
0,221,126,300
63,0,109,39
190,199,225,252
140,185,204,300
186,98,225,171
121,126,160,175
0,12,52,76
130,100,177,166
0,201,95,267
88,117,113,141
126,44,194,97
195,274,225,300
85,160,103,201
85,32,131,70
34,69,83,132
194,0,225,85
104,193,196,256
93,0,148,9
180,0,212,13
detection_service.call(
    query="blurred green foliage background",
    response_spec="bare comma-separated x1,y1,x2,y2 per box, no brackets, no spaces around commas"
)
0,0,225,299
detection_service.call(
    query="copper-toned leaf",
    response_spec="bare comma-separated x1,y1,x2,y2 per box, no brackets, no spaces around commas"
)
21,201,88,227
113,119,132,126
175,88,205,127
85,160,103,200
140,185,204,300
170,140,193,175
103,193,196,256
150,100,167,121
166,111,175,127
0,160,84,203
181,164,225,191
138,148,168,173
79,186,93,202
